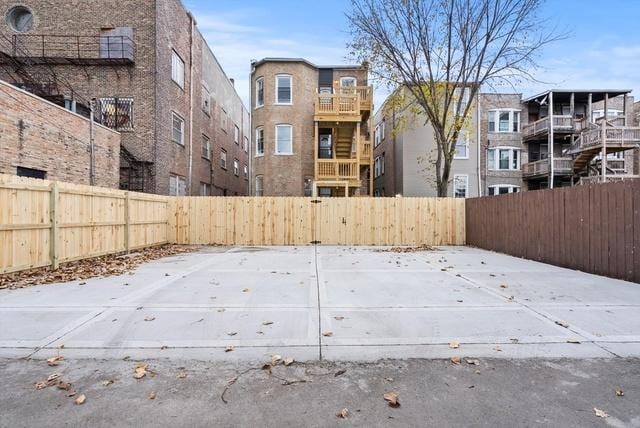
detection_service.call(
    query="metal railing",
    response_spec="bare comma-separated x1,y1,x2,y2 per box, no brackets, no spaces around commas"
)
3,34,135,61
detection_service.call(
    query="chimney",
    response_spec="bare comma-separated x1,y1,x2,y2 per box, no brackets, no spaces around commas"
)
229,78,235,86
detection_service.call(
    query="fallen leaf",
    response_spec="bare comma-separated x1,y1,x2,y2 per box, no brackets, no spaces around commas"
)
334,316,345,321
242,288,250,293
133,363,147,379
594,408,608,418
451,356,461,365
225,345,234,353
334,369,346,377
261,364,272,374
499,284,508,288
271,354,283,365
148,391,156,400
47,373,61,385
466,359,480,366
385,377,394,382
144,316,155,322
616,389,624,397
34,382,47,390
336,408,349,419
102,380,114,386
323,331,333,337
449,341,460,349
47,356,64,366
555,320,569,328
75,394,86,405
227,332,238,336
262,321,274,326
57,381,72,391
177,372,187,379
383,392,400,408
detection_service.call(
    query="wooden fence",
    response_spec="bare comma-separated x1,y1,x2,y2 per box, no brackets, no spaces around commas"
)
170,197,465,246
0,174,170,274
466,180,640,283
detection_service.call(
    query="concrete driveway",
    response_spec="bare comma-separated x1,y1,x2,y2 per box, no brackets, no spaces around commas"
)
1,246,640,362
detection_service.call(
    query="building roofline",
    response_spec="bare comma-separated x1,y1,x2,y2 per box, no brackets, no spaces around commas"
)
523,89,632,103
251,57,365,70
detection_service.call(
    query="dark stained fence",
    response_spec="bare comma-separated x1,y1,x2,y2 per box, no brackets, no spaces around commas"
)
466,180,640,283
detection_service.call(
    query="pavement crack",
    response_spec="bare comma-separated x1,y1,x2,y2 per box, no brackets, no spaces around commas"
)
313,245,322,361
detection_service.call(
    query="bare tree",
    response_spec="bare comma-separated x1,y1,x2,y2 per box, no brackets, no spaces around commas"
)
347,0,561,196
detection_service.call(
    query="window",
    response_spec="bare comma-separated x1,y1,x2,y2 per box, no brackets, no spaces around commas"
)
6,6,33,33
220,149,227,169
200,182,211,196
453,175,468,198
304,177,313,197
221,108,228,132
234,125,240,144
454,87,470,117
233,159,239,176
374,154,385,178
380,119,386,141
243,136,249,152
172,112,184,146
487,147,520,170
454,132,469,159
255,77,264,107
98,97,134,131
488,184,520,196
202,85,211,114
592,109,624,121
374,124,381,147
275,124,293,154
488,109,520,133
340,76,357,87
169,174,186,196
244,165,248,179
255,127,264,156
171,50,185,88
255,175,264,196
275,74,292,104
16,166,45,179
202,134,210,160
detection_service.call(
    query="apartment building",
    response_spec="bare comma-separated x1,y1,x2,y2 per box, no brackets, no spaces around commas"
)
374,87,639,197
250,58,372,197
0,0,250,195
373,85,480,198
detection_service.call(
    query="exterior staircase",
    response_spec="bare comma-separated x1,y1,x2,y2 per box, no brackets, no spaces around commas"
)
335,127,354,159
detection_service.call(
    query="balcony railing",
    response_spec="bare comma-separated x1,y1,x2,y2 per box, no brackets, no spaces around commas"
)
360,139,372,160
522,157,573,177
579,175,640,186
316,93,359,116
1,34,135,63
316,159,359,180
522,115,574,138
569,126,640,153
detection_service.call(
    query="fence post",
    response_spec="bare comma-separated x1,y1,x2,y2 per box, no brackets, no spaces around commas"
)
49,182,59,270
124,191,130,253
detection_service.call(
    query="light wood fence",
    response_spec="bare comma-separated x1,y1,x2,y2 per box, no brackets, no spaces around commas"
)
0,174,170,274
1,175,465,274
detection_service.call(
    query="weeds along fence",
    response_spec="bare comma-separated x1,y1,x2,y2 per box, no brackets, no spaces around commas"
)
0,174,466,274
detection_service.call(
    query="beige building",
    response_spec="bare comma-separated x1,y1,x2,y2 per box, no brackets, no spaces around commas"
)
250,58,372,197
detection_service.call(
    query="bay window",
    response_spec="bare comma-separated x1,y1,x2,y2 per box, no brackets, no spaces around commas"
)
488,109,520,133
488,147,520,171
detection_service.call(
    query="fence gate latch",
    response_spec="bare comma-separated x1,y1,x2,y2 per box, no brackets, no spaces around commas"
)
310,240,321,245
311,199,322,204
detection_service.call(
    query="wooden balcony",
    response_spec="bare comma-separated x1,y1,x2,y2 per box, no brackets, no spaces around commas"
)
579,174,640,186
314,85,372,122
359,139,372,162
316,159,359,181
522,115,574,139
522,157,573,178
567,127,640,155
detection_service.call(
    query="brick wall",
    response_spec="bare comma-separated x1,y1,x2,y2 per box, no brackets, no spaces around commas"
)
0,80,120,187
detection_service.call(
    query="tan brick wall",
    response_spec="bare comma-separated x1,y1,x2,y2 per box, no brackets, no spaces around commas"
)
0,80,120,187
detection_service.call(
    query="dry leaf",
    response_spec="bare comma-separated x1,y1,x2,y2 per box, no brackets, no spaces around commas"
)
57,381,72,391
177,372,187,379
385,377,394,382
449,341,460,349
594,408,608,418
283,357,294,366
271,354,283,365
262,321,274,326
47,356,64,366
144,316,155,322
227,332,238,336
616,389,624,397
133,363,147,379
334,316,345,321
466,359,480,365
242,288,250,293
336,408,349,419
334,369,346,377
102,380,114,386
34,382,47,390
500,284,508,288
323,331,333,337
383,392,400,408
75,394,86,405
451,356,461,365
225,345,234,352
148,391,156,400
555,320,569,328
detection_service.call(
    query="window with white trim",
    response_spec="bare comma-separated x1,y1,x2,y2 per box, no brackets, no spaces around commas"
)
374,124,381,147
220,149,227,169
244,165,248,179
275,124,293,154
234,125,240,144
255,127,264,156
221,108,228,132
172,112,184,146
275,74,292,104
454,87,470,117
487,147,520,170
255,77,264,107
171,50,185,88
488,109,520,133
340,76,357,87
380,119,386,141
169,174,186,196
374,154,385,178
202,85,211,114
488,184,520,196
454,132,469,159
202,134,210,159
255,175,264,196
233,159,239,176
453,174,468,198
200,182,211,196
243,136,249,152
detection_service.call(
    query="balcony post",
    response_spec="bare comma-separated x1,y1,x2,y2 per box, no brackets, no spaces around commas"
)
601,121,607,183
587,93,592,124
314,121,318,183
623,93,628,126
548,91,554,189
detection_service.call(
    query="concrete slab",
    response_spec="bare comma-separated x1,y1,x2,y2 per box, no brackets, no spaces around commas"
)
1,245,639,362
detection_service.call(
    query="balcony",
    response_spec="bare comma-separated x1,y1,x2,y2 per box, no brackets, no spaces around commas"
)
316,159,359,181
522,157,573,178
522,115,574,140
567,127,640,155
0,34,135,65
360,139,372,161
314,85,373,122
579,175,640,186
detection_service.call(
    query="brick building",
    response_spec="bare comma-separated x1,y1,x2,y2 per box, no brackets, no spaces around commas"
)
0,79,120,187
0,0,249,195
250,58,372,197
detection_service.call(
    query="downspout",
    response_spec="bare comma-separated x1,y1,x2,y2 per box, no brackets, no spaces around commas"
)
249,62,254,195
89,101,95,186
476,93,481,196
186,12,196,195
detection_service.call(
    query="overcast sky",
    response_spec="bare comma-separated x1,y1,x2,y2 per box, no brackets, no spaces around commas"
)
184,0,640,108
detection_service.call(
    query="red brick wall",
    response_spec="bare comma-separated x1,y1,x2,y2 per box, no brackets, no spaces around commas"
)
0,81,120,187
